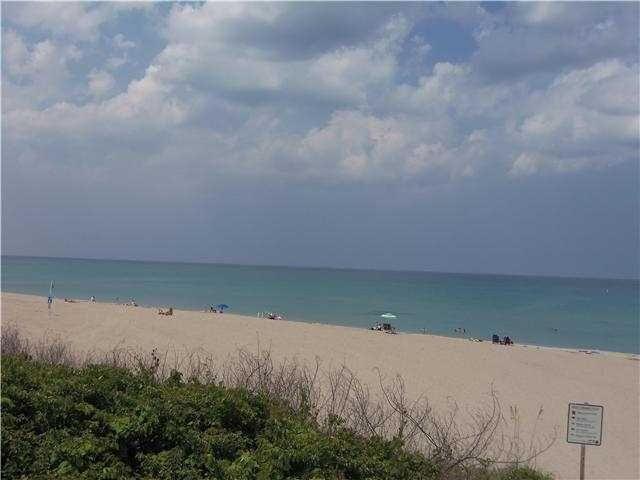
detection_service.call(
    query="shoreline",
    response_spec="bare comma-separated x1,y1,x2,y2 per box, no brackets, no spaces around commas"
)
13,291,637,358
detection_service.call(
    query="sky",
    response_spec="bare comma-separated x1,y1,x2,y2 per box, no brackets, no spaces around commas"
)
1,2,638,279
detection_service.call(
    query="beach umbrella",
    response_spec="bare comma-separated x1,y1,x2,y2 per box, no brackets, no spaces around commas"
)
380,313,396,319
217,304,229,310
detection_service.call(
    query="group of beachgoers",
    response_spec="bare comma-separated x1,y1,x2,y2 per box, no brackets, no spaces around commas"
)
370,322,397,334
492,334,513,345
257,312,285,320
160,305,230,316
49,294,518,345
53,295,231,318
62,295,97,304
454,327,515,345
57,295,138,306
370,319,515,344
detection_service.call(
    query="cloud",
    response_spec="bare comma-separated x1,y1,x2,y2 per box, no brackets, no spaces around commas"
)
2,2,151,42
472,3,638,77
150,9,411,109
2,30,81,78
87,69,116,98
164,2,418,60
511,60,639,173
105,56,128,70
2,2,638,191
283,110,483,183
1,30,82,109
112,33,135,50
4,2,106,41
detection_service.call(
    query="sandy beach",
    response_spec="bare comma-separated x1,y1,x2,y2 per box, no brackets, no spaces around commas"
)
2,292,638,479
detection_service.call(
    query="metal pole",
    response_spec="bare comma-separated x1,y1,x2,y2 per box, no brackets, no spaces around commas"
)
579,444,586,480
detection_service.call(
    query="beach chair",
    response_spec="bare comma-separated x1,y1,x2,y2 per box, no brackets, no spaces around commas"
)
492,334,500,344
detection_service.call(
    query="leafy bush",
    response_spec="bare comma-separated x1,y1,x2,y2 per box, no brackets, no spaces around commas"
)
1,355,552,480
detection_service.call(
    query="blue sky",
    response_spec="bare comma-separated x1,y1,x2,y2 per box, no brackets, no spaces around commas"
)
2,2,638,279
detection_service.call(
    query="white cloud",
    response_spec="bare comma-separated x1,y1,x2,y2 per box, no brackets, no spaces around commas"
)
5,3,107,42
508,3,623,30
112,33,135,50
106,56,128,70
3,2,151,42
104,33,136,71
2,2,638,188
216,109,490,185
509,153,547,177
515,60,639,163
3,30,81,78
2,30,82,109
88,69,116,99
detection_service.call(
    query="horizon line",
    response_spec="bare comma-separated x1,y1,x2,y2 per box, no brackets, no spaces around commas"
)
2,253,638,283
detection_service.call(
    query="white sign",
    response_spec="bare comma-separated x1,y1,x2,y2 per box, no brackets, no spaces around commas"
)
567,403,603,446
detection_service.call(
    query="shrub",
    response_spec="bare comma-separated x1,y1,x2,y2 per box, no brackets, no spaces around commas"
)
2,355,445,479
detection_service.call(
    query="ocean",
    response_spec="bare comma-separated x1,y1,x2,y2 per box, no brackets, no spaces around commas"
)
2,255,638,353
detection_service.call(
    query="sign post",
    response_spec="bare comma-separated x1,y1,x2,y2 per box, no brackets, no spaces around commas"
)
567,403,603,480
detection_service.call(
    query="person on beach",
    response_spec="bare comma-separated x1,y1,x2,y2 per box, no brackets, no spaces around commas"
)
90,296,96,302
47,280,54,309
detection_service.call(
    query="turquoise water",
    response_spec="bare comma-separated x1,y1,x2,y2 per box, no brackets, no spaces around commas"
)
2,256,638,353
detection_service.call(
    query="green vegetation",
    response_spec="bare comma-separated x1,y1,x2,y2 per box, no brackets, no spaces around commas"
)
1,353,552,479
